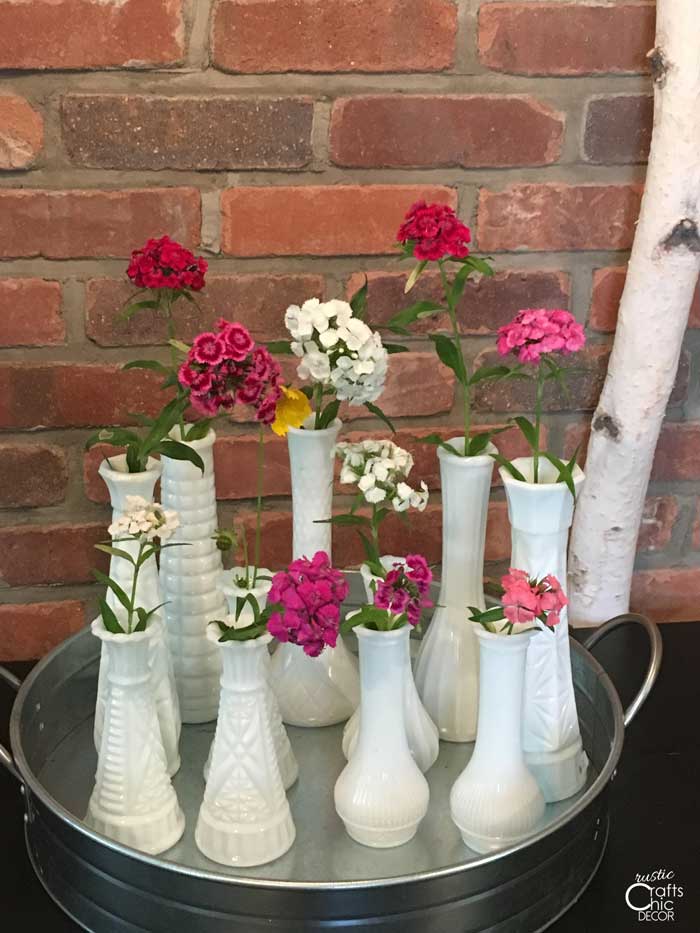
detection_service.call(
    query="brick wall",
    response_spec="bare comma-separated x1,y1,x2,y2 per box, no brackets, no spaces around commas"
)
0,0,695,660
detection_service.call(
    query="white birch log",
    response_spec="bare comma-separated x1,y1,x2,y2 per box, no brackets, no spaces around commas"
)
568,0,700,626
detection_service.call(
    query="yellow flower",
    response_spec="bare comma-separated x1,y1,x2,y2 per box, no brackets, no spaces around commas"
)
271,386,312,437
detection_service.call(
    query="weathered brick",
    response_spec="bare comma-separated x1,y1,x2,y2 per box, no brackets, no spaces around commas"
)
83,444,127,504
214,434,291,500
330,95,564,168
479,3,655,76
0,278,64,347
341,351,454,420
0,444,68,508
0,364,166,429
221,186,456,257
62,95,313,170
0,0,184,70
478,184,643,252
590,267,700,332
0,523,107,586
211,0,456,74
692,499,700,550
631,567,700,623
584,96,653,164
0,188,200,259
0,601,86,661
86,274,324,347
0,95,43,169
638,497,679,552
346,270,570,335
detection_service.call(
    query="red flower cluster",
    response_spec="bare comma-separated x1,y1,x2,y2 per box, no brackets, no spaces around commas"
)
501,569,567,629
374,554,433,627
267,552,349,657
127,236,208,292
178,319,282,423
397,201,471,261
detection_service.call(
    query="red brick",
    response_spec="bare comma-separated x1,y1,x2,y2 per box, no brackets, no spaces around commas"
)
0,363,166,429
0,0,184,70
62,95,313,170
330,95,564,168
86,274,324,347
638,497,679,552
346,270,570,336
0,523,107,586
479,3,655,76
214,434,291,500
221,186,456,257
84,444,126,504
342,351,454,421
0,94,43,169
590,267,700,332
584,95,653,164
692,500,700,550
0,278,64,346
0,444,68,508
631,568,700,623
211,0,456,74
0,188,200,259
0,601,86,661
478,184,643,252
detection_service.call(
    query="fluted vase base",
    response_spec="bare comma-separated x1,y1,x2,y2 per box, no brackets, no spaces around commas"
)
196,804,296,868
525,737,589,804
87,796,185,857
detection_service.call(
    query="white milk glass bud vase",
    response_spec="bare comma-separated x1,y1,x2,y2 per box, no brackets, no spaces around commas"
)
342,560,439,773
500,456,588,803
450,625,545,854
415,440,496,742
195,630,296,867
334,625,430,848
272,415,360,727
205,568,298,790
95,455,181,776
160,427,225,724
86,618,185,856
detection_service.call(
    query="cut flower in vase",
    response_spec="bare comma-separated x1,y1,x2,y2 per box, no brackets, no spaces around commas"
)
469,570,567,636
342,555,433,633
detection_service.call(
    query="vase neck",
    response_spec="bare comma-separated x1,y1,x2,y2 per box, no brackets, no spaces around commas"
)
356,626,408,752
103,471,159,517
219,636,271,691
101,634,151,684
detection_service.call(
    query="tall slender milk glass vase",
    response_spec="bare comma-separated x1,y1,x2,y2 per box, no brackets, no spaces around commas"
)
271,416,359,726
414,440,495,742
500,457,588,802
160,427,226,724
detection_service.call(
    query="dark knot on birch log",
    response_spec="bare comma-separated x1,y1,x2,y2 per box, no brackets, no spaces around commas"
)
648,46,669,84
662,219,700,253
593,413,621,440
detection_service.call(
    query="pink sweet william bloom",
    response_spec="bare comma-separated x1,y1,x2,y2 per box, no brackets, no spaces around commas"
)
397,201,471,262
266,552,348,657
373,556,433,627
192,332,226,366
220,320,255,361
497,308,585,365
502,580,540,625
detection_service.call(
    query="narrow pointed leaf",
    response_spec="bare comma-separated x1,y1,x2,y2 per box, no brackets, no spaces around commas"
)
387,300,445,334
383,343,408,354
541,452,578,500
490,452,527,482
513,416,538,450
93,544,136,564
429,333,467,385
266,340,294,355
317,399,341,430
158,439,205,473
469,365,513,385
349,276,368,319
99,598,125,634
364,401,395,433
404,260,427,292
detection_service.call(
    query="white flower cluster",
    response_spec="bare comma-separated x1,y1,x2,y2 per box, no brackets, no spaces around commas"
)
108,495,180,542
285,298,388,406
335,440,429,511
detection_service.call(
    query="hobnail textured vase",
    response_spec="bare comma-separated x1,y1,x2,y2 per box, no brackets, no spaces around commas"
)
335,625,430,848
205,569,298,790
159,427,225,724
414,440,496,742
343,559,439,773
195,631,296,868
450,626,545,854
273,416,359,727
86,619,185,856
95,455,181,775
500,456,588,803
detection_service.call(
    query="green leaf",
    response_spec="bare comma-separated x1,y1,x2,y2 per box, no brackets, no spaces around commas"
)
541,452,578,500
469,365,513,385
383,343,408,355
125,444,144,473
364,401,395,433
158,439,205,474
449,262,475,307
467,432,493,456
266,340,294,355
349,276,368,319
122,299,160,320
387,300,445,334
123,359,169,374
183,419,213,443
317,399,341,430
490,452,527,482
141,396,187,457
429,333,467,385
93,568,133,612
85,427,140,451
404,260,428,293
319,514,372,528
94,543,137,564
99,598,125,635
134,607,149,633
417,433,460,456
358,532,382,572
464,256,495,277
340,606,391,634
169,339,191,355
513,416,538,451
217,620,268,642
300,385,314,400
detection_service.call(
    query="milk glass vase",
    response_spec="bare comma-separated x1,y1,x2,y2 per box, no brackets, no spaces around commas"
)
86,618,185,856
94,454,181,776
160,426,225,724
271,415,359,727
414,440,496,742
500,456,588,802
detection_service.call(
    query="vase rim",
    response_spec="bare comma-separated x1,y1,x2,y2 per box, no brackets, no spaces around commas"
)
287,415,342,436
168,424,216,449
97,453,162,480
219,567,273,597
437,437,497,464
354,622,409,641
499,456,585,490
90,615,151,644
206,623,272,649
472,622,536,648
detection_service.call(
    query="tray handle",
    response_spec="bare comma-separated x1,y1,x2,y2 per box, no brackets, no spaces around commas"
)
583,613,662,728
0,665,22,782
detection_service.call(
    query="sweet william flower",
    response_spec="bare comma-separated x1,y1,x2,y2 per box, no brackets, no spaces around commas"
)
497,308,585,365
397,201,471,262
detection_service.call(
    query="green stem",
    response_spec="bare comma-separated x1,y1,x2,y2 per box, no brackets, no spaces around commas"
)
439,261,470,456
241,531,249,588
127,540,144,635
313,382,324,429
253,426,264,586
533,365,545,484
370,504,381,560
164,293,186,441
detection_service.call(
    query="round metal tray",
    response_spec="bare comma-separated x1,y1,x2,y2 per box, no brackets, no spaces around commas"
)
1,574,661,932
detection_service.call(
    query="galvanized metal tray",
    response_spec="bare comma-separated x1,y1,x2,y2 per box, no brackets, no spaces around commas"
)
0,574,661,932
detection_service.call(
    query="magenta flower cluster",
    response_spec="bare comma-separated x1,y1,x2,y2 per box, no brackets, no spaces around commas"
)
374,554,433,627
267,552,349,657
178,319,282,423
497,308,586,364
